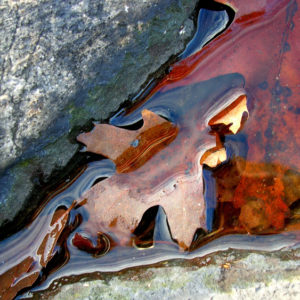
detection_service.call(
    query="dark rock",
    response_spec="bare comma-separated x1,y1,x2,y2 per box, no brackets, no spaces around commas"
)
0,0,198,227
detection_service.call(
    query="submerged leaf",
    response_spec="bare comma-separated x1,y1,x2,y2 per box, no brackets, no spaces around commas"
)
2,1,300,298
37,203,74,267
0,203,74,300
0,257,39,300
76,81,248,249
77,109,178,173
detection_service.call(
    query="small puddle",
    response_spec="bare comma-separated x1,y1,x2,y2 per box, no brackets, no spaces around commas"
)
0,0,300,299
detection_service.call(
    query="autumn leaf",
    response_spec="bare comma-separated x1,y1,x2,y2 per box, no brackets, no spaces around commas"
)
75,77,248,250
0,257,39,300
74,0,300,251
2,1,299,298
0,203,74,300
37,203,74,267
77,109,178,173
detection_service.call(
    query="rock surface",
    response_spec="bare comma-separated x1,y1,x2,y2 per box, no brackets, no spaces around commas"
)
46,247,300,299
0,0,198,227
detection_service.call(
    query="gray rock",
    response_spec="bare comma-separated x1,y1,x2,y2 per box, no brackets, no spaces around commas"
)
45,247,300,299
0,0,198,227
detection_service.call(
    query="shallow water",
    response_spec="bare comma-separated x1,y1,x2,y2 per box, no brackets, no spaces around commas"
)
1,0,300,299
1,158,298,297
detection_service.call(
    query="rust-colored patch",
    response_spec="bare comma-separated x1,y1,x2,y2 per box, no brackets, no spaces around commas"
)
214,158,300,234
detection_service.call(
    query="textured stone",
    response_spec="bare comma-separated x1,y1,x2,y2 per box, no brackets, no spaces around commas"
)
0,0,197,227
47,248,300,300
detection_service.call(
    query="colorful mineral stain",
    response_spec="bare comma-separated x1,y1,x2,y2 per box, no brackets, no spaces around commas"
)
0,0,300,299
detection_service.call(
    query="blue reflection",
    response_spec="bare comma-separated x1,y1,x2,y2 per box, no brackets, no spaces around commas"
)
180,8,229,59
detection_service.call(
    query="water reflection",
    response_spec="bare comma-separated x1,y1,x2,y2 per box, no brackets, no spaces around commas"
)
1,72,299,298
0,0,299,298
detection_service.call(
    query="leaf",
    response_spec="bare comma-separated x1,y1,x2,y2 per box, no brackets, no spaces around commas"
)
74,0,300,250
1,1,299,298
0,203,74,300
77,109,178,173
0,257,39,300
37,203,74,267
76,81,248,250
72,232,110,257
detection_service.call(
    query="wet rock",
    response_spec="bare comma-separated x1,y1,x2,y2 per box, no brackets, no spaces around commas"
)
0,0,197,228
48,248,300,300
